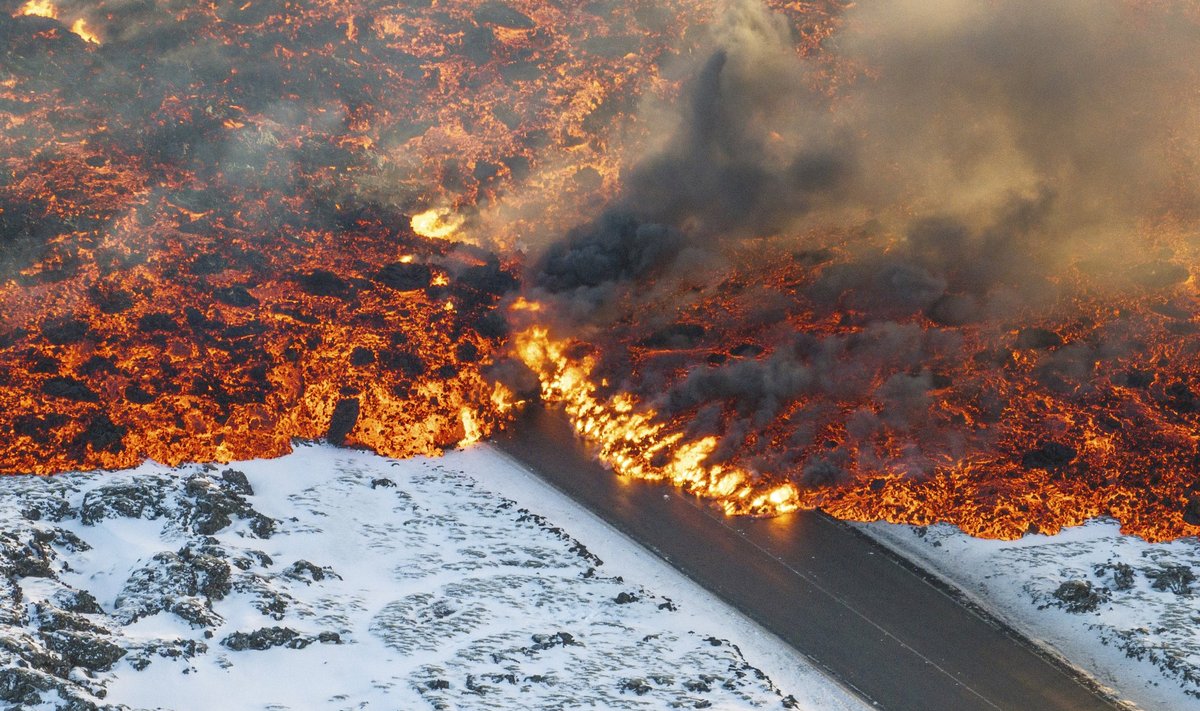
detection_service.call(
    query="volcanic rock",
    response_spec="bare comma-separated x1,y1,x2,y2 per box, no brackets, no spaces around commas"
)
729,343,763,358
283,560,339,584
457,260,519,298
474,311,509,339
620,677,653,695
137,312,176,332
349,346,375,366
1020,441,1077,470
375,261,433,292
73,414,127,455
189,252,229,275
186,475,253,535
123,384,156,404
81,481,173,525
41,376,99,403
40,318,91,346
1094,561,1136,591
89,285,134,314
1147,565,1196,595
639,324,706,350
221,626,309,651
379,350,426,378
1184,497,1200,527
297,269,352,299
326,398,360,446
41,630,126,671
1049,580,1107,614
213,285,259,308
1165,382,1199,414
1015,327,1064,350
472,3,535,29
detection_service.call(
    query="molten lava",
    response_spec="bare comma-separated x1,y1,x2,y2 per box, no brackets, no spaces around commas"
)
513,230,1200,542
2,0,1199,544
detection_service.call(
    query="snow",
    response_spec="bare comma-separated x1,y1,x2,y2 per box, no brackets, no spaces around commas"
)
0,443,869,711
859,519,1200,711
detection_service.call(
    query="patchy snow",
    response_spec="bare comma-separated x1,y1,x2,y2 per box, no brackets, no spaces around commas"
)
0,443,868,711
859,519,1200,711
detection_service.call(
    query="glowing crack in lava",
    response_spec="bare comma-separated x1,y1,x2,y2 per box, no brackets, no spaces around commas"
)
2,0,1200,542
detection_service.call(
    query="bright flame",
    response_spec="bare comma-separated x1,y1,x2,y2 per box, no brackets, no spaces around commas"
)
16,0,56,18
71,18,99,44
411,207,465,240
516,325,800,516
459,407,482,447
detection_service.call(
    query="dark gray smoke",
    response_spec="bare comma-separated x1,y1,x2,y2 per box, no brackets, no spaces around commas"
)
530,0,1200,486
535,0,1200,312
622,48,850,236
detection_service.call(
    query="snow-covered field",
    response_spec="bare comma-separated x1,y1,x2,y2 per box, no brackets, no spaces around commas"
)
0,443,867,711
860,520,1200,711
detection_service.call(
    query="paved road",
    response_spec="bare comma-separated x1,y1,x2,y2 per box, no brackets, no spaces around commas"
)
494,406,1126,711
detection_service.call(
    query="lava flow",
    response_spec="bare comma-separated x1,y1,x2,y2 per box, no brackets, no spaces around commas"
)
0,0,705,471
4,0,1200,542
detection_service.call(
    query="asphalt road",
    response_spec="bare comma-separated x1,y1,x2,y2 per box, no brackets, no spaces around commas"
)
493,406,1127,711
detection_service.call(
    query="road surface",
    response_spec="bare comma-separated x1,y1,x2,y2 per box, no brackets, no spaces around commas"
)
493,406,1126,711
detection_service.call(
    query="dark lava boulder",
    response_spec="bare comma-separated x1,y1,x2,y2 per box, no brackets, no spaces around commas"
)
214,285,259,308
41,630,126,671
40,376,99,403
297,269,352,299
1184,496,1200,527
1049,580,1107,613
137,312,177,332
80,480,173,525
474,2,535,29
729,343,764,358
283,560,339,584
73,414,127,454
1015,327,1064,350
1147,565,1195,595
40,318,91,346
375,261,432,291
326,398,360,446
457,260,519,297
1020,441,1077,470
221,626,310,651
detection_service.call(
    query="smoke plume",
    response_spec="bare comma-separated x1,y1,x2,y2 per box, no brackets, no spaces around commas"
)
528,0,1200,506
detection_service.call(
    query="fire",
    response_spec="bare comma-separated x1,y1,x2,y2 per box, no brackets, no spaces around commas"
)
411,208,466,241
511,220,1200,543
70,18,99,44
1,0,1198,546
516,326,801,515
15,0,56,18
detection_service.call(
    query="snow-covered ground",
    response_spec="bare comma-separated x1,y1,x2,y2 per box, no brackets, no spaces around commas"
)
860,520,1200,711
0,443,868,711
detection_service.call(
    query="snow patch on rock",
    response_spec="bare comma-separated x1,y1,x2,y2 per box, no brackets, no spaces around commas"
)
0,444,866,711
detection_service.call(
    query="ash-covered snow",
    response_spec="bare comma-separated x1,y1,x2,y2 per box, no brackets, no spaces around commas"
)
860,520,1200,711
0,443,866,711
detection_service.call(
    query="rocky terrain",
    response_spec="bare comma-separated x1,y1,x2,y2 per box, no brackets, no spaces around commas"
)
0,444,862,711
863,520,1200,711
